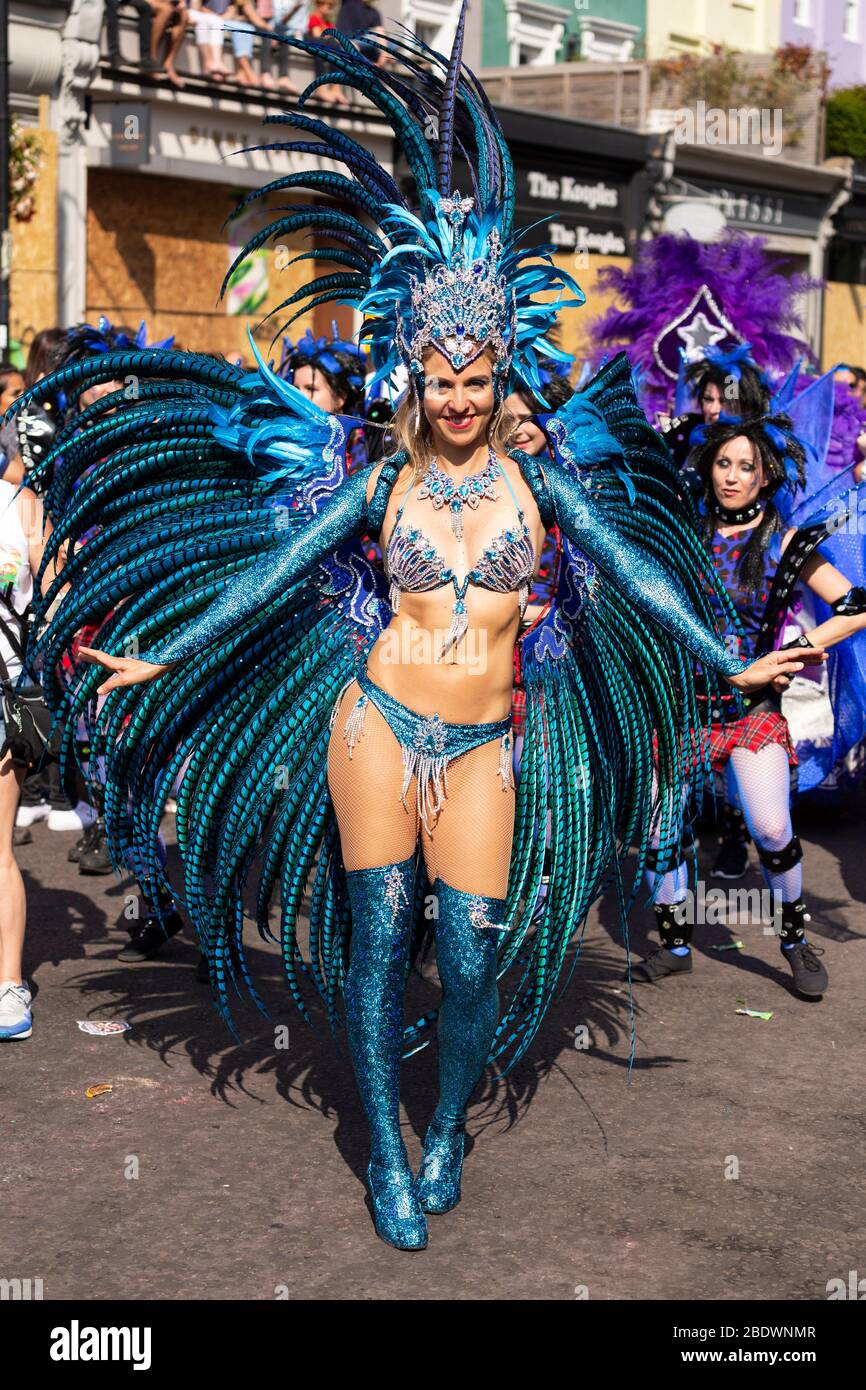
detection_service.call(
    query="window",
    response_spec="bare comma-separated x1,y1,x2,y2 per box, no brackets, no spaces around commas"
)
401,0,461,55
577,16,641,63
504,0,570,67
844,0,859,41
793,0,811,25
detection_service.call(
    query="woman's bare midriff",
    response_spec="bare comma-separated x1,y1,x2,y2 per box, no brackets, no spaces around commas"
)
364,590,521,725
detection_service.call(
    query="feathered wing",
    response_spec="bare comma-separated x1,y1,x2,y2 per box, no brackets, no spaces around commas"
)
487,356,742,1069
8,346,400,1032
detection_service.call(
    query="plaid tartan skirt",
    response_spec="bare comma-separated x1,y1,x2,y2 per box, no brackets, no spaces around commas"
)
701,698,797,771
650,696,797,774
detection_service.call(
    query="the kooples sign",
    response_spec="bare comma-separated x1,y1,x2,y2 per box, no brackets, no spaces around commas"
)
526,171,619,211
517,168,627,253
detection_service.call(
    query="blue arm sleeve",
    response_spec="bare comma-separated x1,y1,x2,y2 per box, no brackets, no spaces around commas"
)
140,465,370,664
543,456,745,680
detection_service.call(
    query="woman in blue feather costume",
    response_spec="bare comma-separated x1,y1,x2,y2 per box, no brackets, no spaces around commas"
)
5,6,821,1250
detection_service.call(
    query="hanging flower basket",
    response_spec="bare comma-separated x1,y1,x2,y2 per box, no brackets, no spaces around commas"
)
9,118,44,223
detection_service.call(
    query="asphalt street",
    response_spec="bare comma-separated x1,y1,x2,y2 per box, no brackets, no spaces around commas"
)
3,795,864,1301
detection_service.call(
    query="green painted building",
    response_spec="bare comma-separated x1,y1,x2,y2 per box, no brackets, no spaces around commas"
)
481,0,647,69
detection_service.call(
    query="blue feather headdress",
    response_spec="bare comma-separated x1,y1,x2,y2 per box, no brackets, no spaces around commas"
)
222,2,583,402
63,316,175,356
279,324,368,389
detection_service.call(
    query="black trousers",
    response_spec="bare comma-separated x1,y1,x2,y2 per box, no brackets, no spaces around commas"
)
105,0,154,63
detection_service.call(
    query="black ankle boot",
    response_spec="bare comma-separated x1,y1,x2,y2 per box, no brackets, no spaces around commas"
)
69,817,101,864
779,899,827,996
117,911,184,962
627,904,693,983
78,818,113,875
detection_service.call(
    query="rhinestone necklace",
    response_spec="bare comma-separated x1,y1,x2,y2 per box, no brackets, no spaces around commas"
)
417,448,499,539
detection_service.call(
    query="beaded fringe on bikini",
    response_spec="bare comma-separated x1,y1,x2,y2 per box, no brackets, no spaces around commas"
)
331,673,514,835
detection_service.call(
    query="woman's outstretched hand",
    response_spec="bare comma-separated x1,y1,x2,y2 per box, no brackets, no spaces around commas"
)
77,645,174,694
726,646,827,693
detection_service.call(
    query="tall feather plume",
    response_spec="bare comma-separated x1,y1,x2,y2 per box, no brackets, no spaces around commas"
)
437,0,469,197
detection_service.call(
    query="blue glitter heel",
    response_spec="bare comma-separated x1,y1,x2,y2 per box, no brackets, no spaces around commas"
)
416,1114,466,1214
367,1161,429,1250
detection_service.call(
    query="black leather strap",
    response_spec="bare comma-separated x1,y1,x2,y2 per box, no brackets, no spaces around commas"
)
756,834,803,873
738,521,827,712
755,523,826,658
832,585,866,616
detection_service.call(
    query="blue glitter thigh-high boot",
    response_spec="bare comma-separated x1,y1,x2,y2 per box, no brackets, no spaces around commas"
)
416,879,504,1215
343,857,428,1250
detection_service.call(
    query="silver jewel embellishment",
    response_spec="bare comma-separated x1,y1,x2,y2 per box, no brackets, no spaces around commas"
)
384,865,410,922
468,896,510,933
417,451,500,539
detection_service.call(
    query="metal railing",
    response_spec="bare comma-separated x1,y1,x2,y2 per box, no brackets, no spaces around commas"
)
479,58,825,166
103,10,337,97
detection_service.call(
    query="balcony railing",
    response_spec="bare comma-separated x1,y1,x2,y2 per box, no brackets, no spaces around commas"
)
103,12,362,103
479,57,825,166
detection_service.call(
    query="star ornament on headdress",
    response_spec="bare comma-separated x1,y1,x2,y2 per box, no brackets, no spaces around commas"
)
678,311,728,361
652,285,739,380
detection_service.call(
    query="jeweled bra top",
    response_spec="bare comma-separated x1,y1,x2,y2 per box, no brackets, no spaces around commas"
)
383,455,536,657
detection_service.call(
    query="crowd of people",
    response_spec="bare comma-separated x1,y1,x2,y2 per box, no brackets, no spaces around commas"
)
105,0,388,95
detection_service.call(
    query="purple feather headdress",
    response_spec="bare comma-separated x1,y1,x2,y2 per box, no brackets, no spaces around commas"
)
589,233,818,415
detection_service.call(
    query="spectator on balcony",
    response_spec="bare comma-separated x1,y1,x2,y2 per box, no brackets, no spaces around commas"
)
309,0,349,105
150,0,188,87
226,0,277,88
105,0,161,72
189,0,233,80
336,0,387,66
260,0,306,93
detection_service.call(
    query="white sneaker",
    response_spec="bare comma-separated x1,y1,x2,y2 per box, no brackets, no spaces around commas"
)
15,801,50,828
0,981,33,1040
47,801,97,832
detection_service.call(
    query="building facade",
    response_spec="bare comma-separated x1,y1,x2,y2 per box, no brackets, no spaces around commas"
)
781,0,866,89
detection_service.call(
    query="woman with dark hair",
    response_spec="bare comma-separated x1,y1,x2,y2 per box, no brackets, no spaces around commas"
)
280,326,367,418
279,327,369,471
630,414,866,999
23,329,68,390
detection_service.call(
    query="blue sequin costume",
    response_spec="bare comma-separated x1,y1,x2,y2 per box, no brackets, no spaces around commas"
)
7,8,753,1248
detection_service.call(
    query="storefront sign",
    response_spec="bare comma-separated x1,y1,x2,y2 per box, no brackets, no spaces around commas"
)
688,179,824,239
108,103,151,167
515,167,628,254
525,171,619,212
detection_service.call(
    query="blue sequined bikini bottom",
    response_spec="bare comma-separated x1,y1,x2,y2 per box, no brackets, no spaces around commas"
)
331,669,514,834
